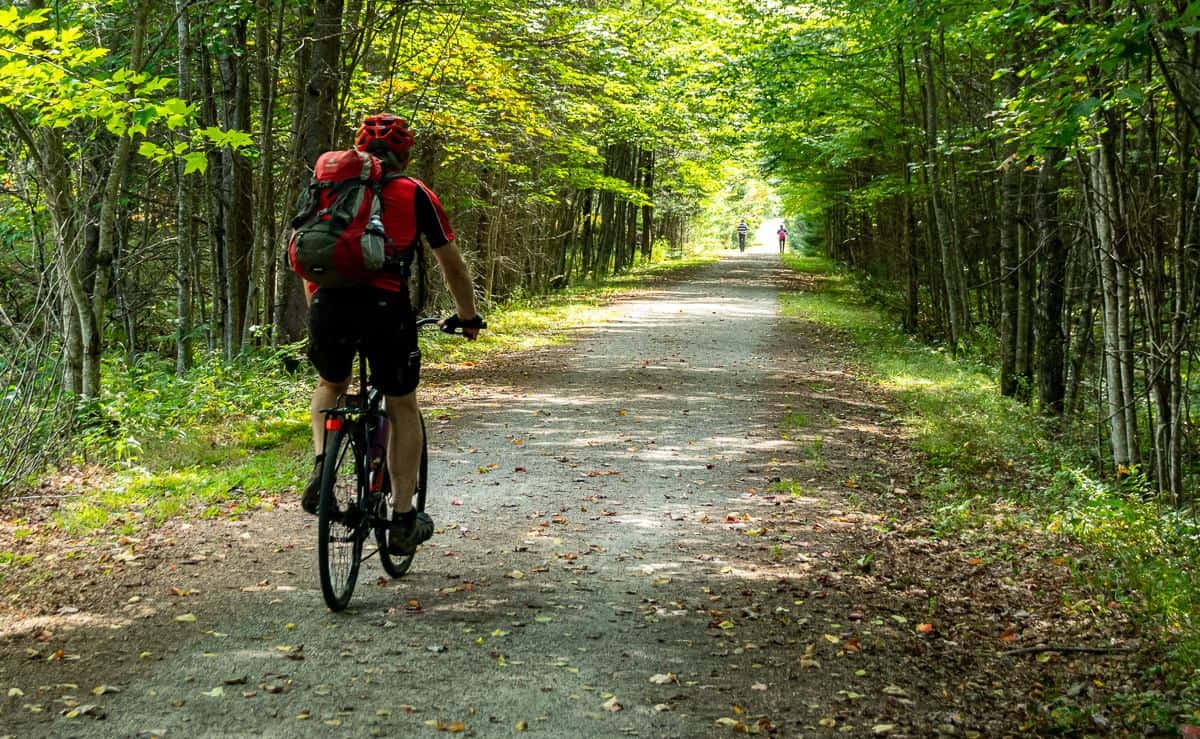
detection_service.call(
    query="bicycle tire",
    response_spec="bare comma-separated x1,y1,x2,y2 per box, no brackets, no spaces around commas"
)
376,414,427,578
318,425,365,611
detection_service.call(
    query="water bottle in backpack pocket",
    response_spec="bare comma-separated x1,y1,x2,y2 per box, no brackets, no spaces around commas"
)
287,150,388,288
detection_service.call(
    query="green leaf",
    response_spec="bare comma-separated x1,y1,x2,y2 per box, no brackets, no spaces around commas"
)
183,152,208,175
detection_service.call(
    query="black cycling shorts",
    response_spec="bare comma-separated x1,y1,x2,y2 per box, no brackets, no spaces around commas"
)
307,287,420,397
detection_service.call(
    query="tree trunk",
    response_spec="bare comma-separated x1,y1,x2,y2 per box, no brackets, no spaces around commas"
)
218,19,254,358
998,148,1022,397
1090,145,1132,469
921,36,967,348
1035,148,1069,414
175,0,196,374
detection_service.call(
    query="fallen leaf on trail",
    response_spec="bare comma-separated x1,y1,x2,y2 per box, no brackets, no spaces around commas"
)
823,634,840,644
648,673,677,685
844,636,862,652
202,687,224,697
873,724,897,735
751,682,768,691
819,718,838,728
505,570,525,579
882,685,908,697
175,614,197,623
61,704,104,720
999,627,1018,643
515,467,527,473
601,696,622,712
717,620,735,630
654,703,672,712
515,720,528,731
91,685,121,696
916,623,934,634
7,687,23,697
452,499,464,506
715,717,742,729
732,704,746,715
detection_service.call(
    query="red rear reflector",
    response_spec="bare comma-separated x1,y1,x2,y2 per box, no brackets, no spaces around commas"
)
325,418,343,431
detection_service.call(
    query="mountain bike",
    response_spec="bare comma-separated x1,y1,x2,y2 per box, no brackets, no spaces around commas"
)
315,316,481,611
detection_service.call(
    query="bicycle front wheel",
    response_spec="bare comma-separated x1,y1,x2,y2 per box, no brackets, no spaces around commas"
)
318,425,365,611
376,414,427,578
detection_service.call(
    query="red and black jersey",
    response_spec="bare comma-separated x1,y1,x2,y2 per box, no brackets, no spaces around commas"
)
306,173,454,295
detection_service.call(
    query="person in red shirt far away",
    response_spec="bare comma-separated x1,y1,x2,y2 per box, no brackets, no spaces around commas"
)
777,223,788,254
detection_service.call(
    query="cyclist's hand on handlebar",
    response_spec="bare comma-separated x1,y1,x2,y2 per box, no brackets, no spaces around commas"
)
439,314,485,340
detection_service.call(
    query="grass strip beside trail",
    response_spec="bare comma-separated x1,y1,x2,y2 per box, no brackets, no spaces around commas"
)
780,253,1200,728
43,255,717,536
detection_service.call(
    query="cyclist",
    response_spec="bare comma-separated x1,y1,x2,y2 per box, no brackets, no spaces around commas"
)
777,223,788,254
737,219,749,252
301,113,483,556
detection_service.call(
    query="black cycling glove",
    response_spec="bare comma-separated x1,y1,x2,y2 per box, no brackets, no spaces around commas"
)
441,314,486,334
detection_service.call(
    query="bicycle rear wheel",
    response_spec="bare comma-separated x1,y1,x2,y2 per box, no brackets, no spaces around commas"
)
318,425,365,611
376,414,427,578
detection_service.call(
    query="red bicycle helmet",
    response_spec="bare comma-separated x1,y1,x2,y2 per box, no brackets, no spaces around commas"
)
354,114,414,157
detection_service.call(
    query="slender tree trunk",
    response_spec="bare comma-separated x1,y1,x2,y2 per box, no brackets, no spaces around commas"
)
999,148,1022,397
1035,148,1069,414
640,149,654,261
898,44,919,332
218,19,254,358
1090,145,1132,469
175,0,195,374
921,36,966,348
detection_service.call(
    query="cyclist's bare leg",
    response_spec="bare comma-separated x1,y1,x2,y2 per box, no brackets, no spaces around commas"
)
385,390,423,512
310,376,351,455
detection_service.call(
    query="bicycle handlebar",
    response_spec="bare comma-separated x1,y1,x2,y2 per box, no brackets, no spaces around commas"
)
417,315,487,334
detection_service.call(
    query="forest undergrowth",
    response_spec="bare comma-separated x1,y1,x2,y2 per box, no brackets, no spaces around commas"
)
781,253,1200,728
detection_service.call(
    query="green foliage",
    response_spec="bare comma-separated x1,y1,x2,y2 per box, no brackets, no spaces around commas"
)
0,7,188,138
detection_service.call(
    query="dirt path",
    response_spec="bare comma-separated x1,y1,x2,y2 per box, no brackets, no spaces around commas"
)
0,255,1119,738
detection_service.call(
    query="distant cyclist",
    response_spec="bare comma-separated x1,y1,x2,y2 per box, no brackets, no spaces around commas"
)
777,223,788,254
736,219,749,252
301,114,483,556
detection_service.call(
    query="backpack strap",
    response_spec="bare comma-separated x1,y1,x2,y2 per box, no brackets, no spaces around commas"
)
376,173,426,313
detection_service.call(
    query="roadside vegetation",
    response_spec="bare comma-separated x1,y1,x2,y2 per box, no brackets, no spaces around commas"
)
780,253,1200,728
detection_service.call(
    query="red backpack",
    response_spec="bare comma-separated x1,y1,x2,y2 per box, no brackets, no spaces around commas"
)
287,150,389,288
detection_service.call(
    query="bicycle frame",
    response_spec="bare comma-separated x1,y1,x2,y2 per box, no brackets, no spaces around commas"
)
316,315,479,609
